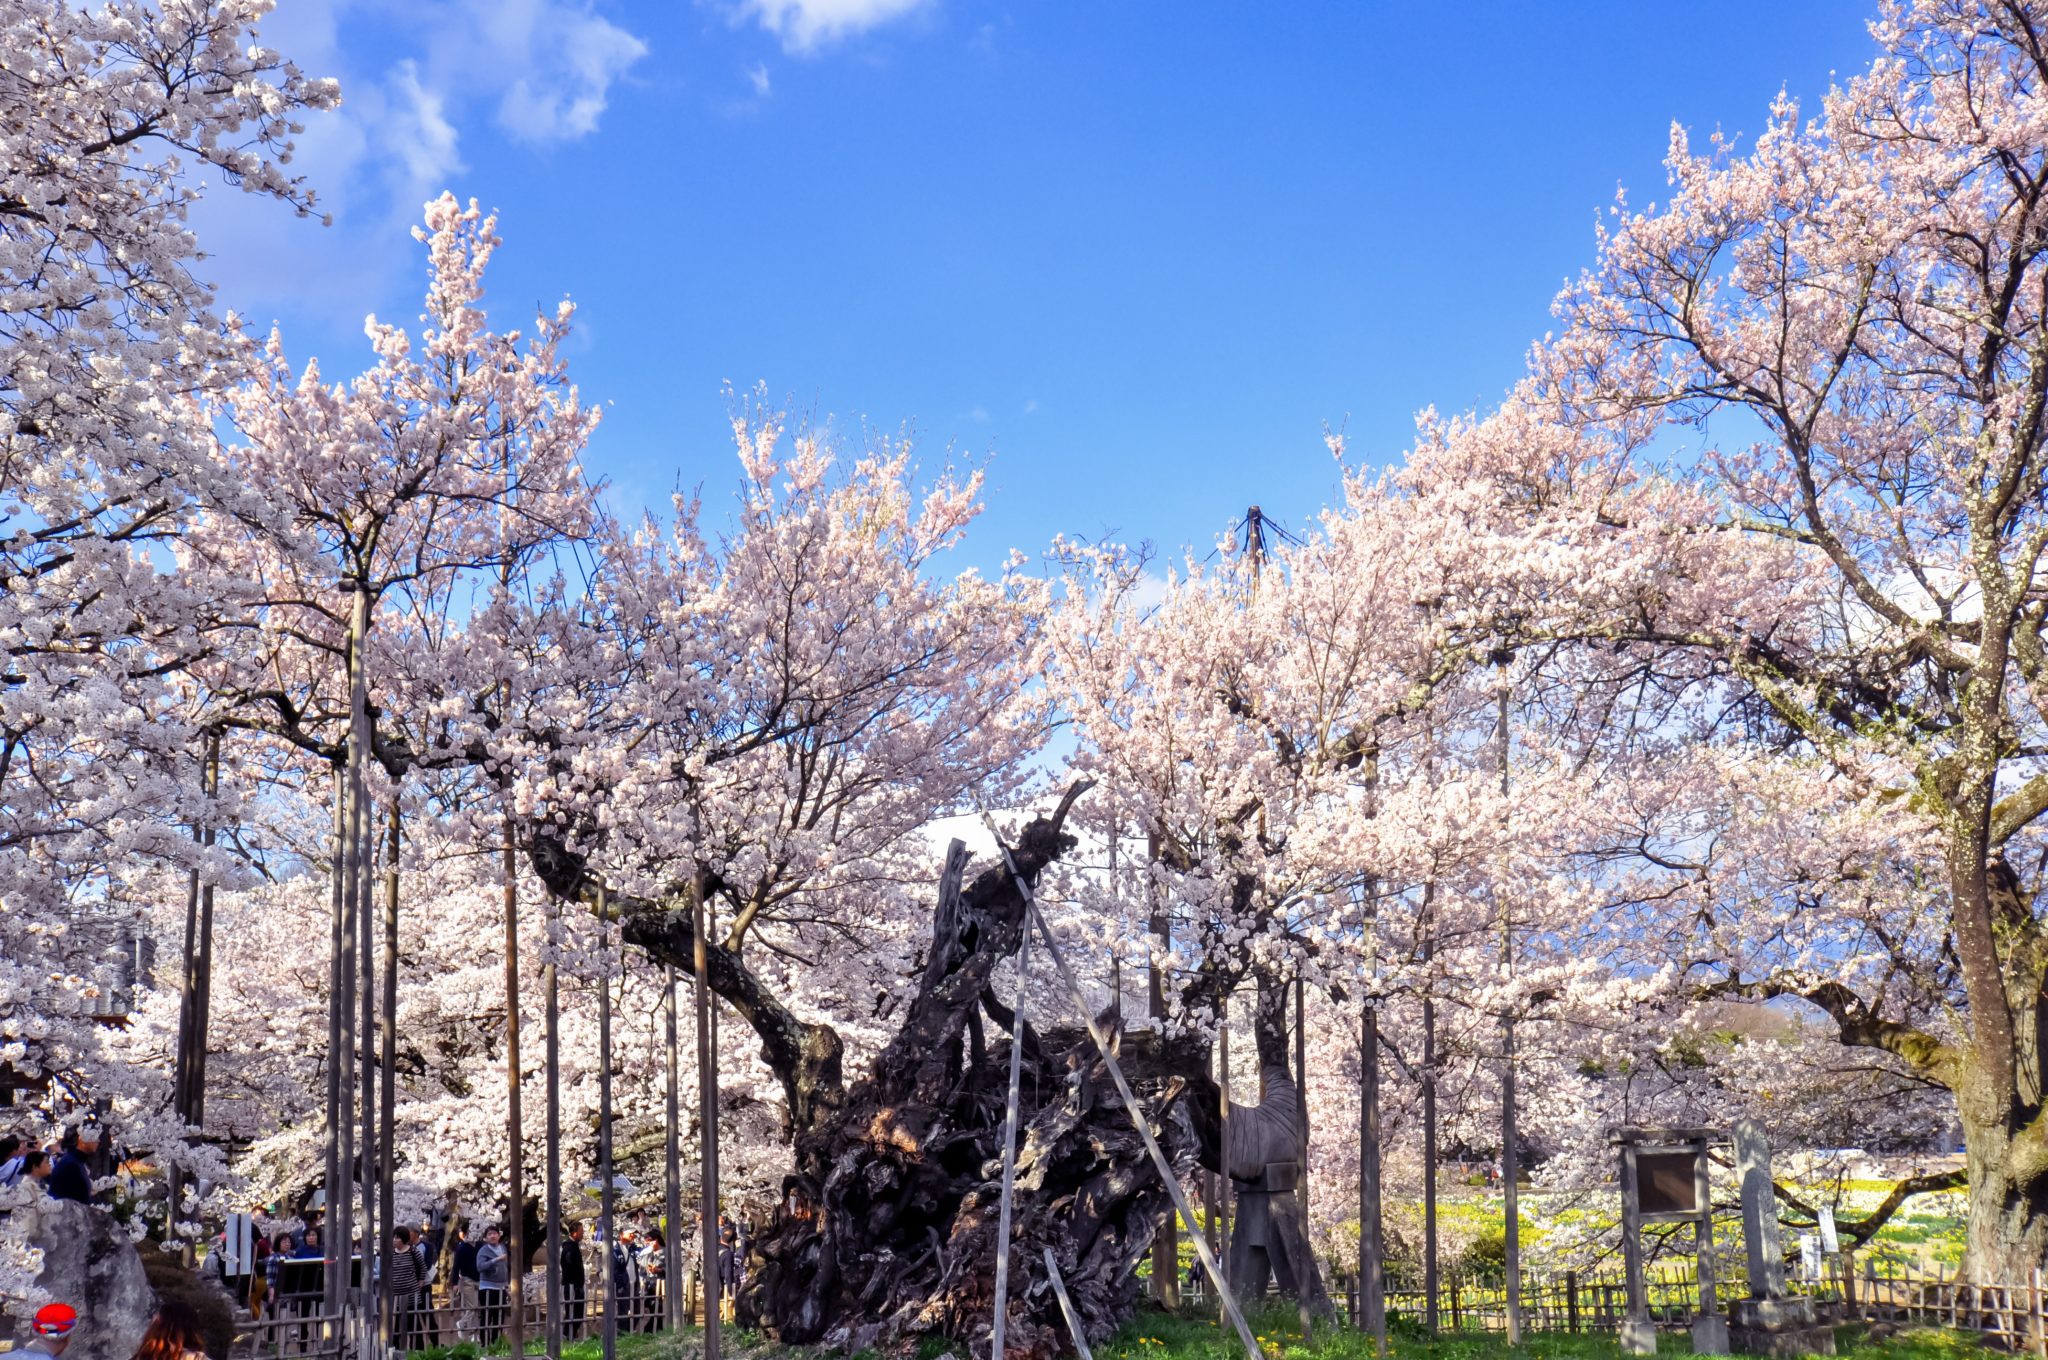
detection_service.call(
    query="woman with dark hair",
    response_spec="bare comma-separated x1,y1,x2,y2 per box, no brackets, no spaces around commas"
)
130,1298,206,1360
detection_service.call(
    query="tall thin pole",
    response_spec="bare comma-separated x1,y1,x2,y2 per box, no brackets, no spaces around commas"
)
694,881,722,1360
190,729,221,1122
1146,829,1178,1309
597,888,617,1360
1421,880,1439,1334
544,896,563,1358
337,583,368,1320
1497,678,1521,1344
171,728,218,1257
324,765,346,1312
1358,1003,1385,1353
665,965,684,1330
503,818,526,1359
1218,992,1232,1306
988,891,1035,1360
349,588,380,1328
1294,974,1309,1221
378,803,401,1348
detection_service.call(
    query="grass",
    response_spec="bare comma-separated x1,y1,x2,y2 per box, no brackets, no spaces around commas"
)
390,1304,1996,1360
1095,1302,1991,1360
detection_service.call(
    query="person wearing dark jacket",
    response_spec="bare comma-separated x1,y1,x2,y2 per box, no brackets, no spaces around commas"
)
46,1128,97,1206
452,1224,481,1343
561,1222,587,1339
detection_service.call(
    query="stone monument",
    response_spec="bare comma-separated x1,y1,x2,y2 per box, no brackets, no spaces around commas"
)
1728,1120,1834,1357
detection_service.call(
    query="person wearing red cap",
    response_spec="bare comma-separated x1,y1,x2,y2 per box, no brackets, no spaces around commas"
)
26,1302,77,1358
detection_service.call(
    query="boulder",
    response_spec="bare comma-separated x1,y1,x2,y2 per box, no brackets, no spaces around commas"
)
17,1199,154,1360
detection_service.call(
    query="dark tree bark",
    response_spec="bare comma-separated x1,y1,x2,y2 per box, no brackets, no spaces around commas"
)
532,788,1226,1360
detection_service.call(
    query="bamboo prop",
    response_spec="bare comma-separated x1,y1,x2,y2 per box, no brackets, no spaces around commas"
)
1042,1248,1097,1360
978,811,1261,1360
987,870,1036,1360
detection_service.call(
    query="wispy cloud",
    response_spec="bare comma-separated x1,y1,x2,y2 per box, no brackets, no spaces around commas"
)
192,0,648,322
477,0,649,143
731,0,932,53
746,62,773,97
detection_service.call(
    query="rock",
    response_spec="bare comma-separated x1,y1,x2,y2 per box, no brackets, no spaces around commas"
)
16,1199,155,1360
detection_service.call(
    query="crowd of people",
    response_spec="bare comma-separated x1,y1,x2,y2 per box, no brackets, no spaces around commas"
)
221,1203,755,1352
0,1124,109,1205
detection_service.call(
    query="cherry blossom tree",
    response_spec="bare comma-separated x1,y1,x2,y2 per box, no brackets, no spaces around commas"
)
1472,0,2048,1278
0,0,334,1310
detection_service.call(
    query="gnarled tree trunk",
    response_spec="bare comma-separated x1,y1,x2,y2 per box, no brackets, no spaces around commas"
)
537,791,1228,1359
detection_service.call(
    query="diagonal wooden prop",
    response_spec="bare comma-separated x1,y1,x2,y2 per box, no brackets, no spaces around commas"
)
980,810,1261,1360
1044,1247,1097,1360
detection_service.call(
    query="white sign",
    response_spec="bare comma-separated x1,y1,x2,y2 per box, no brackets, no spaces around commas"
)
1818,1206,1839,1255
221,1213,257,1277
1798,1233,1821,1278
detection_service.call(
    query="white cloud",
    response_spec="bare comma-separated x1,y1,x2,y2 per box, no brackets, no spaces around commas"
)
188,0,647,325
746,62,773,97
475,0,649,143
390,60,464,188
733,0,931,53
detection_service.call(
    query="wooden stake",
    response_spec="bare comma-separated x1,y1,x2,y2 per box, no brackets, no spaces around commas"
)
694,879,722,1360
988,885,1035,1360
503,815,525,1359
377,802,400,1349
544,895,562,1358
1043,1248,1096,1360
979,811,1261,1360
665,963,684,1330
598,888,617,1360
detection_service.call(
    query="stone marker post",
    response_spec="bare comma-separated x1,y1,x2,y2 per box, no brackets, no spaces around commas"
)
1728,1119,1834,1357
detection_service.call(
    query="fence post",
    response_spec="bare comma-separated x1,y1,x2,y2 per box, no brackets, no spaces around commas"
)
2031,1266,2044,1359
1567,1271,1579,1334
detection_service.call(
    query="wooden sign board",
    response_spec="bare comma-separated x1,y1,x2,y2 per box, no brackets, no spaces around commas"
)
1636,1149,1700,1218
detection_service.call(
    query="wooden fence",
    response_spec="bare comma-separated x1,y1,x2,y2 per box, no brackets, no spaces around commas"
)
1318,1252,2048,1356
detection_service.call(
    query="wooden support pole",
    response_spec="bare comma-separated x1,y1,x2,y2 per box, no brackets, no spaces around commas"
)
1146,829,1178,1310
665,964,684,1330
980,812,1261,1360
377,802,400,1349
694,880,722,1360
544,895,562,1358
598,888,617,1360
1421,888,1439,1334
988,890,1035,1360
323,765,346,1313
1043,1248,1097,1360
1496,678,1522,1346
1359,1002,1385,1354
503,816,525,1359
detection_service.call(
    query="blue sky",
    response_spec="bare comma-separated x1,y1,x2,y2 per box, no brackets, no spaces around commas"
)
203,0,1876,573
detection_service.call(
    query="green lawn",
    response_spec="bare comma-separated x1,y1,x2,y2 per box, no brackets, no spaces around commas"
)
401,1304,1994,1360
1098,1303,1991,1360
